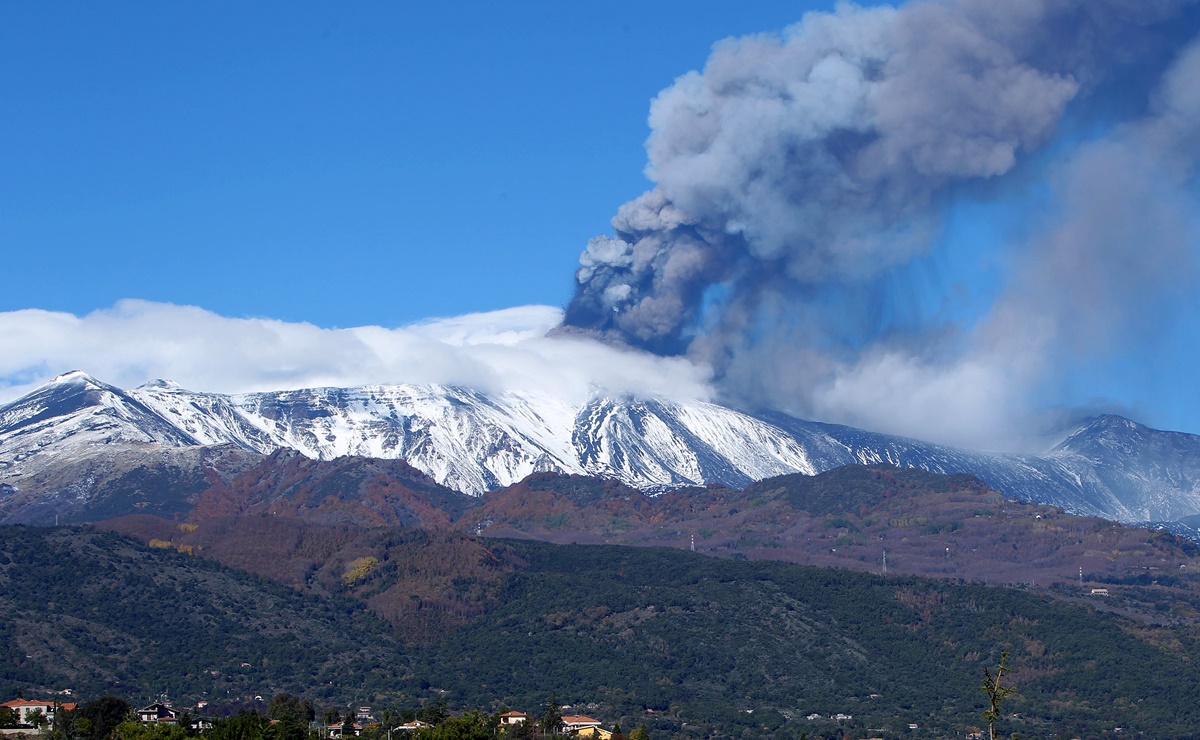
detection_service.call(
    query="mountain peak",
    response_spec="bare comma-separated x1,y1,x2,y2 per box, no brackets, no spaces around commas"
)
49,369,102,387
1058,414,1147,447
1083,414,1143,430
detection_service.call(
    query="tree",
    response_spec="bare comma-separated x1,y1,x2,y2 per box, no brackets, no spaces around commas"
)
416,701,448,727
52,706,88,740
0,708,19,730
419,710,493,740
537,695,562,738
610,724,625,740
27,709,48,730
78,697,132,740
982,651,1018,740
73,717,94,740
267,695,314,725
112,720,189,740
375,709,400,735
266,694,314,740
208,712,269,740
627,724,649,740
322,709,341,729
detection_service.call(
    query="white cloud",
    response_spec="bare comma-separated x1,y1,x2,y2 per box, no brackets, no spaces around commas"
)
0,299,714,405
406,305,562,346
811,348,1040,452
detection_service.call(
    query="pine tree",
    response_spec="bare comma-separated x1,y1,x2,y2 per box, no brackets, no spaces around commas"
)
538,694,562,737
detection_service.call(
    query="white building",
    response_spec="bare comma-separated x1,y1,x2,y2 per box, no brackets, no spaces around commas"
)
1,700,76,726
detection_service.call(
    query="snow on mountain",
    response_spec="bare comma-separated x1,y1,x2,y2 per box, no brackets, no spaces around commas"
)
1046,415,1200,522
572,397,817,489
128,381,823,495
4,372,1200,525
0,371,198,481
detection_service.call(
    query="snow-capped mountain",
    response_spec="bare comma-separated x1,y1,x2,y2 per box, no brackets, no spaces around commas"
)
0,370,197,454
0,371,816,499
767,414,1200,523
3,371,1200,525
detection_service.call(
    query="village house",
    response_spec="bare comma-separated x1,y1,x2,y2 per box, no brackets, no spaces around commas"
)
187,716,214,734
327,723,361,737
1,700,76,726
136,703,178,724
391,720,432,732
574,727,613,739
561,715,602,733
497,711,527,726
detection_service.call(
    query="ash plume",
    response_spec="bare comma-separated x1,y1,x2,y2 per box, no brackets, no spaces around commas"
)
561,0,1200,449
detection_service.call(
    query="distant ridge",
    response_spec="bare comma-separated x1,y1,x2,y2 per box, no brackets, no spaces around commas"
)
4,372,1200,525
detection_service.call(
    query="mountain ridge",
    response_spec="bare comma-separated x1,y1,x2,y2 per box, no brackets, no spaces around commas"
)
5,371,1200,526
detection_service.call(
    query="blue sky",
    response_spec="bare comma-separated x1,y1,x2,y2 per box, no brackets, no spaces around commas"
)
1,0,1198,447
1,0,831,327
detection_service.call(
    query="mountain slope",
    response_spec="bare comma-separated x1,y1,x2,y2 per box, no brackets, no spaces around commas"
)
5,372,1200,525
457,465,1200,592
0,525,396,702
45,518,1200,738
0,371,198,477
98,462,1200,623
130,382,820,493
1049,414,1200,520
186,448,476,527
0,373,839,504
413,540,1200,738
773,413,1200,523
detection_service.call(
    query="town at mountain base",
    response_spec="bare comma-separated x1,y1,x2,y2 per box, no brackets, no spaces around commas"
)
0,694,633,740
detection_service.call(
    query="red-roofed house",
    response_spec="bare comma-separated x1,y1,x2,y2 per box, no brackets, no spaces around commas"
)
498,711,527,726
1,700,76,726
561,716,601,733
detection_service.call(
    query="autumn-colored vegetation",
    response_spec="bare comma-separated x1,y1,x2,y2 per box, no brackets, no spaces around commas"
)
188,449,473,528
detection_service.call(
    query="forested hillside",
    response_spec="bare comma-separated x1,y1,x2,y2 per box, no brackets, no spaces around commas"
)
0,526,396,702
7,525,1200,737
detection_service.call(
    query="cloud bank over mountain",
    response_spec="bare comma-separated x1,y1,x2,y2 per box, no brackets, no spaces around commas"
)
0,300,713,405
560,0,1200,450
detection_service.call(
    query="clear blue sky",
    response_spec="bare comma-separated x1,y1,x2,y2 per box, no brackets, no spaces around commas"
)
1,0,834,328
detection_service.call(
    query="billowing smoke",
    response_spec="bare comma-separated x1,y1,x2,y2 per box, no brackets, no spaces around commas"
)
561,0,1200,449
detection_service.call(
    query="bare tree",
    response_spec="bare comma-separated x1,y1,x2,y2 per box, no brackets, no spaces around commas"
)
982,651,1018,740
